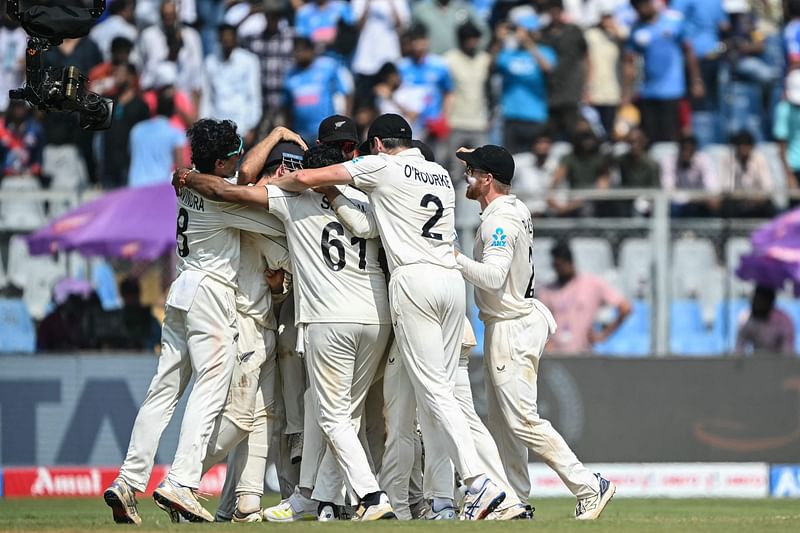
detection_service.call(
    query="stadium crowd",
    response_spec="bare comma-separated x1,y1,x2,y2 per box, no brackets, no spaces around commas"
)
1,0,800,357
0,0,795,206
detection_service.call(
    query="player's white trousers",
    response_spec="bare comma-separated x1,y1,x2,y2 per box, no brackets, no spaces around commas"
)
305,322,391,500
380,345,521,517
202,315,277,494
277,295,305,435
388,265,482,481
484,306,599,501
119,277,237,491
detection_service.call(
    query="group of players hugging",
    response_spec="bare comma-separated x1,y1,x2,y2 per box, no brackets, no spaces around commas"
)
102,112,615,525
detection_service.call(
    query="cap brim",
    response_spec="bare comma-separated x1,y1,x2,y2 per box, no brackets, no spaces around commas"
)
456,150,483,168
319,130,359,143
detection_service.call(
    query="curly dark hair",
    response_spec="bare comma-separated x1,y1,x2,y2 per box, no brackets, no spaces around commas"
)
303,143,346,170
186,119,240,173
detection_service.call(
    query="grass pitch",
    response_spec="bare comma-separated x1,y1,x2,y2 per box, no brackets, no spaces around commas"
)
0,497,798,532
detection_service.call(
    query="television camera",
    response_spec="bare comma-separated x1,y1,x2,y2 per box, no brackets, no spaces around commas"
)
6,0,113,130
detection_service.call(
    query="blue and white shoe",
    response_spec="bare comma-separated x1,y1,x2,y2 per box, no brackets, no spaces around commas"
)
575,473,616,520
423,502,457,520
460,478,506,521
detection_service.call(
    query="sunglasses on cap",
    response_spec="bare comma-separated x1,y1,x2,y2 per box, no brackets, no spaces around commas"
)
225,136,244,158
282,153,304,171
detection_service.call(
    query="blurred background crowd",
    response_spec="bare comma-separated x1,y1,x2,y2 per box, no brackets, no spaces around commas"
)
1,0,800,358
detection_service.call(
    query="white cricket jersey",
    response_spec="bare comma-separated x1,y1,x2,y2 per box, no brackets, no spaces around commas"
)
236,231,291,330
266,184,390,325
468,195,536,321
341,148,458,272
175,186,285,289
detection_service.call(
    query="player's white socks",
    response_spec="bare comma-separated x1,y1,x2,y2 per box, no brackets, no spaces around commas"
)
237,494,261,514
432,497,454,512
467,474,489,494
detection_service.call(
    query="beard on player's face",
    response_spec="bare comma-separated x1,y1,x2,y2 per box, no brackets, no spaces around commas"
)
465,176,486,200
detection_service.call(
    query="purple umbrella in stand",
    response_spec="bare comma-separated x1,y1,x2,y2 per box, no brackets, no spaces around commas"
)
737,208,800,295
26,183,177,261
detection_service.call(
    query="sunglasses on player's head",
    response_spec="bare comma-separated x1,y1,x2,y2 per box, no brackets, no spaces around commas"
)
282,153,304,171
225,136,244,158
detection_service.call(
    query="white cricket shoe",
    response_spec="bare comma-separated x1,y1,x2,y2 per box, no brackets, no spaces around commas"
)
423,502,457,520
352,492,396,521
317,502,339,521
152,478,214,523
460,478,506,520
262,486,317,522
487,502,530,520
103,478,142,525
575,474,616,520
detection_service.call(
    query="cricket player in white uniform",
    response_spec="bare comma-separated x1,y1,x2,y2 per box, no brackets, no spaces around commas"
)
179,142,395,521
103,120,292,525
269,114,506,520
454,145,616,520
199,144,305,523
329,141,523,521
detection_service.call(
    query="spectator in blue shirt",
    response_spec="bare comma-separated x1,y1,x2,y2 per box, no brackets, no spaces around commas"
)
128,91,185,188
784,0,800,69
397,23,454,147
493,15,556,154
284,37,354,144
672,0,728,143
296,0,355,47
623,0,704,144
773,70,800,190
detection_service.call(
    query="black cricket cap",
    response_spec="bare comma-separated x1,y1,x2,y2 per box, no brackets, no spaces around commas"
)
265,142,305,169
367,113,412,141
411,139,435,162
318,114,358,143
456,145,515,184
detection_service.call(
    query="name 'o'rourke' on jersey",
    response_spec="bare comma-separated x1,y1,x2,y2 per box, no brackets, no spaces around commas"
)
341,149,458,273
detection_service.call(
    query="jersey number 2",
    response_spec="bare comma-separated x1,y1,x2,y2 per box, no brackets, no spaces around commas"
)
176,207,190,258
420,194,444,240
321,221,367,271
525,246,535,298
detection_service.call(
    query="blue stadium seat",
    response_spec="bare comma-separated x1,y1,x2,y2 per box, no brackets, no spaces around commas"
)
91,260,122,310
470,305,484,356
713,299,749,352
670,299,723,355
594,300,651,357
0,298,35,353
670,333,724,356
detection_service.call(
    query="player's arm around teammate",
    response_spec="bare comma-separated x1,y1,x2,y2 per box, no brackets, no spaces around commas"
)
317,186,381,239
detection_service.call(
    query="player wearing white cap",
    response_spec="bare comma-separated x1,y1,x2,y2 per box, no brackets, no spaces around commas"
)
269,114,507,520
103,121,297,524
178,142,395,521
454,144,616,520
